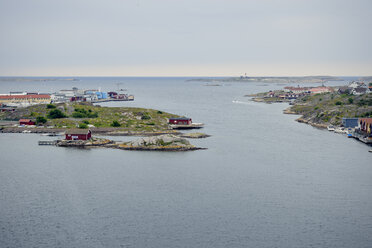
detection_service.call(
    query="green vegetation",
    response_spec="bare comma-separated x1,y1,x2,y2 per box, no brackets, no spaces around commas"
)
111,120,121,127
72,108,98,118
47,104,56,109
79,123,88,129
289,92,372,126
0,103,180,131
47,109,66,119
36,116,47,124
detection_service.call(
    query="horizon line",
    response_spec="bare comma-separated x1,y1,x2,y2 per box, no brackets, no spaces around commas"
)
0,75,370,78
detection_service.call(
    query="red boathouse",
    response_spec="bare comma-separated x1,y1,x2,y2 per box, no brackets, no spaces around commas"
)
65,129,92,140
19,119,36,125
169,117,192,125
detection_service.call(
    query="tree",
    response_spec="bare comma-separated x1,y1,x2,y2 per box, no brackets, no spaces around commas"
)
111,120,121,127
79,123,88,129
47,109,66,119
36,116,47,125
47,104,56,109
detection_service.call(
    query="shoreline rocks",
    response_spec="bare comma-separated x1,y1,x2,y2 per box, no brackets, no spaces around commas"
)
118,134,206,151
179,132,211,138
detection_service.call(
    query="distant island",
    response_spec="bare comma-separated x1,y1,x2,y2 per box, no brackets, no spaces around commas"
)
188,76,344,84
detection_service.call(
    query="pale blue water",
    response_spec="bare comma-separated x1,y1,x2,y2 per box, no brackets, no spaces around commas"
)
1,77,371,248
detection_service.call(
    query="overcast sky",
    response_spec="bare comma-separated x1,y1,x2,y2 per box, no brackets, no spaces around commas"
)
0,0,371,76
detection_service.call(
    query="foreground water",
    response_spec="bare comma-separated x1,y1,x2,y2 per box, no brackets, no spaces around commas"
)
1,77,371,248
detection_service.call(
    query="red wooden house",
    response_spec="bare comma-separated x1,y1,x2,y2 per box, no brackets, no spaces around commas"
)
359,118,372,135
19,119,36,125
169,117,192,125
65,129,92,140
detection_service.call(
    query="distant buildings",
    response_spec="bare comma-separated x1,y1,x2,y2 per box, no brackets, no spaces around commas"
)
338,81,370,95
342,118,359,128
0,94,51,106
359,118,372,135
309,86,333,94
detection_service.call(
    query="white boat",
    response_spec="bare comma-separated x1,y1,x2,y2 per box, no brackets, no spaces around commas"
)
334,127,347,134
327,125,335,131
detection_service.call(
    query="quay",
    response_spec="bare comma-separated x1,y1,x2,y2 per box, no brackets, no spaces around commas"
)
38,140,58,145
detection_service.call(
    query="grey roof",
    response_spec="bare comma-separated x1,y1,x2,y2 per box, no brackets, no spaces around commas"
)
354,87,367,93
65,129,91,135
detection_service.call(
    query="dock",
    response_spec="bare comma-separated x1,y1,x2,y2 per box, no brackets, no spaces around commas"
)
38,140,58,145
169,123,204,130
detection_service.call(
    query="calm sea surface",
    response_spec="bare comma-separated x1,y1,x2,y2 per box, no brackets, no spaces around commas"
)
1,77,371,248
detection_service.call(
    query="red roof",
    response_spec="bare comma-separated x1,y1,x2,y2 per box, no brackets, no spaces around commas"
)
0,94,50,99
359,118,372,125
19,119,32,122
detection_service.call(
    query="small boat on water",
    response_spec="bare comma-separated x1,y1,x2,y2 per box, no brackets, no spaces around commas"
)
327,125,335,131
369,150,372,153
22,130,31,133
334,127,347,134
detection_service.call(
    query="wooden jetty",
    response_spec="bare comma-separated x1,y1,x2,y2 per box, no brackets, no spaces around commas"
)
38,140,58,145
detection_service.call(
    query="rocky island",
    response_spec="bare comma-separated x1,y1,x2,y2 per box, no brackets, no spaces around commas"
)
53,135,206,151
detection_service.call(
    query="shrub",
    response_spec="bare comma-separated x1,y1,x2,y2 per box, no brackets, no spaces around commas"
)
335,101,342,105
348,98,353,104
79,123,88,129
82,120,89,124
47,104,56,109
72,108,98,118
157,111,163,114
72,112,85,118
111,120,121,127
141,115,151,120
36,116,47,124
47,109,66,119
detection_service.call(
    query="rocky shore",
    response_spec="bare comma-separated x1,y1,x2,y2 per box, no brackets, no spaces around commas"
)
46,134,207,151
118,134,207,151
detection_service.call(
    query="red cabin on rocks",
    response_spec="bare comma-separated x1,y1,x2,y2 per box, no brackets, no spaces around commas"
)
19,119,35,125
65,129,92,140
169,117,192,125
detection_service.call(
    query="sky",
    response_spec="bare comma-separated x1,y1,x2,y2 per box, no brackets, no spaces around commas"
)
0,0,371,77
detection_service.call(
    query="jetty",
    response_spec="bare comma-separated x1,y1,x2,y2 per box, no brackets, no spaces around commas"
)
38,140,57,145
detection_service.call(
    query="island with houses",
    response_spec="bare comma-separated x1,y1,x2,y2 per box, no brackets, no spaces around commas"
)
0,87,208,151
248,81,372,146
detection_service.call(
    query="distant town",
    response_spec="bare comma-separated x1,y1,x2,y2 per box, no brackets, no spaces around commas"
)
249,81,372,147
0,87,134,110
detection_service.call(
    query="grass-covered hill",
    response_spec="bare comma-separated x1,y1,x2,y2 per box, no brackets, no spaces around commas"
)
289,92,372,126
0,103,181,132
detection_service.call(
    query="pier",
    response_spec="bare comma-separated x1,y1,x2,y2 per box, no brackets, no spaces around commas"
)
38,140,58,145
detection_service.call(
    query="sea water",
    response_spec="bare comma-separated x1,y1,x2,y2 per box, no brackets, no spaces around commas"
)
0,77,371,248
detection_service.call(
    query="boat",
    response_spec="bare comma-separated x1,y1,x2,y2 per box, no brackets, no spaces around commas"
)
22,130,31,133
327,125,335,131
334,127,347,134
347,133,353,138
